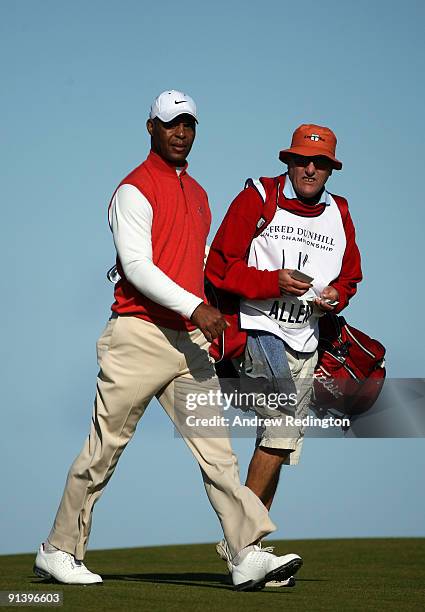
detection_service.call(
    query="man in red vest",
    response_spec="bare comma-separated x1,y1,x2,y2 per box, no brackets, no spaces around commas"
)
206,124,362,585
33,91,303,591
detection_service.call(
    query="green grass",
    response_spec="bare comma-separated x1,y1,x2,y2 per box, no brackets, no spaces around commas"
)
1,539,424,611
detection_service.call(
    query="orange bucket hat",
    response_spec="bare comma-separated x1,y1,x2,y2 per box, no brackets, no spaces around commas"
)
279,124,342,170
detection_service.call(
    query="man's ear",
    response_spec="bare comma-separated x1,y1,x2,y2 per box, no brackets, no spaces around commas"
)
146,118,154,136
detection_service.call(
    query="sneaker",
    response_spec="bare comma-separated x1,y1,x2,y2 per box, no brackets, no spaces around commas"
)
216,539,296,588
33,543,102,585
231,546,303,591
265,576,296,588
259,543,296,587
215,539,233,573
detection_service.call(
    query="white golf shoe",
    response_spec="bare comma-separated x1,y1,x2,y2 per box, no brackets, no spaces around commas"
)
215,539,234,573
231,546,302,591
33,543,102,585
216,539,297,588
264,577,296,588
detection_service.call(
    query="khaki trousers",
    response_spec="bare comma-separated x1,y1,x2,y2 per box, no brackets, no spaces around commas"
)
48,315,275,560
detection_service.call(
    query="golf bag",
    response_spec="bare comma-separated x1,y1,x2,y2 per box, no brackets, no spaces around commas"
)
312,314,386,416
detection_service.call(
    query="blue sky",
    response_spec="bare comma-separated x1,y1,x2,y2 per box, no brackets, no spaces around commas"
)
1,0,424,555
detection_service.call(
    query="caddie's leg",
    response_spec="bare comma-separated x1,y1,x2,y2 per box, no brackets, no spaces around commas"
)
246,347,318,510
48,316,181,560
156,328,276,559
245,447,290,510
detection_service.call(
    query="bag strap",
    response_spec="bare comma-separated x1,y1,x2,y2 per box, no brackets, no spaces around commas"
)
244,176,281,237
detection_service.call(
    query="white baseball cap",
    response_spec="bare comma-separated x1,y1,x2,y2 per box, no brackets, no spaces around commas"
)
149,90,198,123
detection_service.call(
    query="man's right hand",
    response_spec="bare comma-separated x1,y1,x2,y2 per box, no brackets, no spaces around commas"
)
278,269,312,296
190,303,229,343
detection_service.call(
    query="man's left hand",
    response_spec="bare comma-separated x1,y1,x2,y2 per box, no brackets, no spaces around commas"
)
190,303,229,342
314,286,339,312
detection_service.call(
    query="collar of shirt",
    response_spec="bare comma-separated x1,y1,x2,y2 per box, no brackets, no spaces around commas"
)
283,172,331,206
147,150,188,177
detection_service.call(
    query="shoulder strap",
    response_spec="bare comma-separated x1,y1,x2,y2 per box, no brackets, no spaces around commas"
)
244,176,281,237
244,178,267,202
329,193,349,222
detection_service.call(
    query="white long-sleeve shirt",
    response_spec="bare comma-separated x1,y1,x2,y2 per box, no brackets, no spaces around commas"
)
109,183,203,319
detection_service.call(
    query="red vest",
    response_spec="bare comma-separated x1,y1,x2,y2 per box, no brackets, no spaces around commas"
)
111,151,211,330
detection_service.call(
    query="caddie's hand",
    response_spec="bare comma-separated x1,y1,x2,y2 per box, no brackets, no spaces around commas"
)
279,269,312,296
314,286,339,311
190,303,230,342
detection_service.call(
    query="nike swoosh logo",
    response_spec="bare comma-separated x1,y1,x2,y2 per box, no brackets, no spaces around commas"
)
175,100,187,104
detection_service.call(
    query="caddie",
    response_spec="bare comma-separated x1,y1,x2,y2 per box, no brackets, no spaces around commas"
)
206,123,362,584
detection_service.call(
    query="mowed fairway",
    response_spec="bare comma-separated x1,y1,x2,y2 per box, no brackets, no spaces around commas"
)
1,539,424,611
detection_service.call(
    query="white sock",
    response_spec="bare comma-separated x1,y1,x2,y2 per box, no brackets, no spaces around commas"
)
232,545,255,566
